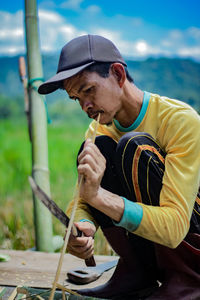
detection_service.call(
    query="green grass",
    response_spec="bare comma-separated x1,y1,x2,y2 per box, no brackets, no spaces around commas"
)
0,115,113,255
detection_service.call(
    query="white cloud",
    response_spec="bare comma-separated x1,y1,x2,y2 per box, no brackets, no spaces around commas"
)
39,10,63,23
0,45,24,55
187,27,200,41
39,1,57,9
161,29,184,47
130,17,144,27
168,29,183,40
59,24,86,41
178,46,200,57
86,5,101,14
60,0,84,11
92,28,163,58
38,9,86,52
0,10,25,55
0,8,199,61
160,27,200,60
59,0,101,15
0,28,23,40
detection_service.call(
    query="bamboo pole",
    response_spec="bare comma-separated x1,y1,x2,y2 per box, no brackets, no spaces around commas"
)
24,0,53,252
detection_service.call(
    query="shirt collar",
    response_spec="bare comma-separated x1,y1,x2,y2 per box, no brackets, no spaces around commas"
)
113,91,150,132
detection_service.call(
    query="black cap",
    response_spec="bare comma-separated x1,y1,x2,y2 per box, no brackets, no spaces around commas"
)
38,34,127,95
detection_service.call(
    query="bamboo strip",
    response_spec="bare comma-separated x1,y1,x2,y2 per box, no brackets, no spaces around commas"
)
0,287,7,300
7,287,17,300
49,114,100,300
36,295,45,300
62,290,65,300
56,283,80,296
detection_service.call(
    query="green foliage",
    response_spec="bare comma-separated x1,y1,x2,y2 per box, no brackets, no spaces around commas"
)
0,116,112,255
0,94,23,119
0,253,10,262
0,118,33,249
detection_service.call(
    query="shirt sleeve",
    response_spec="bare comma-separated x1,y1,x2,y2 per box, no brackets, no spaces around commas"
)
133,109,200,248
113,197,143,231
66,184,99,229
66,197,99,229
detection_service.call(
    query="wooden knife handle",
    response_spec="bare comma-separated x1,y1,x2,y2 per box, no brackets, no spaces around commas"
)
85,256,96,267
73,225,96,267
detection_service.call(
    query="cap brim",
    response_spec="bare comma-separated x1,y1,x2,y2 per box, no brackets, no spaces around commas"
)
38,62,95,95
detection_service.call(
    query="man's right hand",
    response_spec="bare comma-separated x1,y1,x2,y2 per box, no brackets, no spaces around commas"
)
67,221,96,260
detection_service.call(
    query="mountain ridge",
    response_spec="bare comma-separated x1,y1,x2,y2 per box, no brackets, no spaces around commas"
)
0,55,200,110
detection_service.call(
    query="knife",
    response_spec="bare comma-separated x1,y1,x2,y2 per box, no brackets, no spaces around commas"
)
28,176,96,267
67,259,118,284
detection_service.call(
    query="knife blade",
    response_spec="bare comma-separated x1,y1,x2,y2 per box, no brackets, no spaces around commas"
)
67,259,118,284
28,176,96,267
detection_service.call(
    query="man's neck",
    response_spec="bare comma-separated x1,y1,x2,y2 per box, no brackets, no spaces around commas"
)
115,83,144,128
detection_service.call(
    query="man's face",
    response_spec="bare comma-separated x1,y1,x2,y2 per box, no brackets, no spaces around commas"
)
63,69,122,125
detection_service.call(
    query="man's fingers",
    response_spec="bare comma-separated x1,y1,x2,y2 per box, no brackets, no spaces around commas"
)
68,236,88,246
78,141,105,165
74,221,96,237
67,236,94,259
78,163,97,181
79,154,98,173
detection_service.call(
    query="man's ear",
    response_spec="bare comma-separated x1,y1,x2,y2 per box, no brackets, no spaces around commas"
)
111,63,126,88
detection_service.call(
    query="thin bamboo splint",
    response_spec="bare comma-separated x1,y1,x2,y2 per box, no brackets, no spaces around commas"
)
49,114,101,300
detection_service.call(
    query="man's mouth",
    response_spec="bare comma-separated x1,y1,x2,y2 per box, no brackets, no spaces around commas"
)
88,111,103,119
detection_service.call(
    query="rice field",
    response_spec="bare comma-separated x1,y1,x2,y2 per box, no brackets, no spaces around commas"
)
0,115,113,255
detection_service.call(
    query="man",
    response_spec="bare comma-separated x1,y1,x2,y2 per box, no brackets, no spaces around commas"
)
38,35,200,299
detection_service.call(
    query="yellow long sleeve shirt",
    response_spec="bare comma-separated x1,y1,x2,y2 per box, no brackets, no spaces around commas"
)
67,92,200,248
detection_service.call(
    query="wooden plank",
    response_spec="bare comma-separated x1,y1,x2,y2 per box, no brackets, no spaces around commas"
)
0,250,117,290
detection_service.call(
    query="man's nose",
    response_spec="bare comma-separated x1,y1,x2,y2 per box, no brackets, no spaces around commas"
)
81,100,93,112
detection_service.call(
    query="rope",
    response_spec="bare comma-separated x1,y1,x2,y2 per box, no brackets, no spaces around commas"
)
28,78,52,124
28,77,45,85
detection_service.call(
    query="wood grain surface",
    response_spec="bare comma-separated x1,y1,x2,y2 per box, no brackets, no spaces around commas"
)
0,250,117,290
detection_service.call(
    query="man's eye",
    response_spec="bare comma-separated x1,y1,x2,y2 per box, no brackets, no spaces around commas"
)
85,87,94,93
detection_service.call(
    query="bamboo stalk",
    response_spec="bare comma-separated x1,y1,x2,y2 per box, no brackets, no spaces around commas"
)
24,0,53,252
49,114,100,300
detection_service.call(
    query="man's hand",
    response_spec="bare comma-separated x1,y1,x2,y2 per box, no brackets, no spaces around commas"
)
78,138,106,205
67,221,96,259
77,138,124,222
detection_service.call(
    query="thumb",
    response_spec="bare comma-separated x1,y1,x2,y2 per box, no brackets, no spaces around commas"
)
74,221,96,237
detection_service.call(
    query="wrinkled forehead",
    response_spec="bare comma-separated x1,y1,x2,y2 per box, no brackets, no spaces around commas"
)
63,70,101,96
63,72,84,94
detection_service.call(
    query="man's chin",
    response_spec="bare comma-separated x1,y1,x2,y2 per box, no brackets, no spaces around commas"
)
106,121,113,126
100,117,113,126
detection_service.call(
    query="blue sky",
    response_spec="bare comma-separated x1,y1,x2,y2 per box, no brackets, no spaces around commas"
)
1,0,200,60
